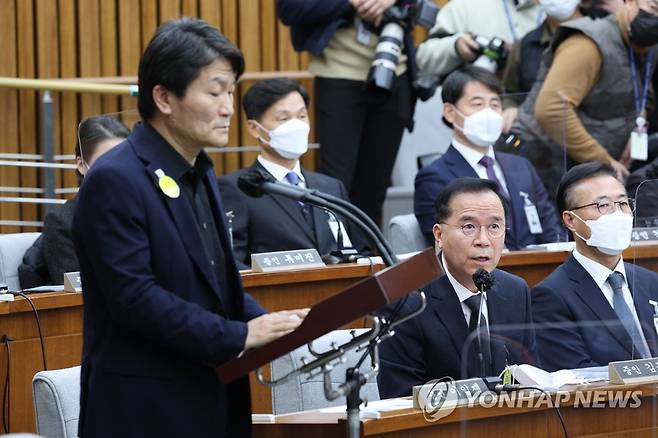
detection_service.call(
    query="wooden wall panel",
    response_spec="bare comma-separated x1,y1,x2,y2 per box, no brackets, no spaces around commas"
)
1,0,449,227
59,0,79,193
100,0,120,115
0,0,20,234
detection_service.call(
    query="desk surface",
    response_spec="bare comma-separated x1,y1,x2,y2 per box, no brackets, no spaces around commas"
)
254,381,658,437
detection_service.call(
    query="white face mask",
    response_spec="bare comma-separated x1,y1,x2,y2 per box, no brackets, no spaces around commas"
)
540,0,580,22
570,210,634,256
453,107,503,148
257,118,310,160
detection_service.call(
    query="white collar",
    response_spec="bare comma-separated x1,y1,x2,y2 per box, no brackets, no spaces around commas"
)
441,253,485,303
257,155,304,184
451,138,497,170
572,248,627,289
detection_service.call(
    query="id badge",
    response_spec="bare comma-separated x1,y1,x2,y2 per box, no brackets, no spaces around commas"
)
356,20,372,46
631,130,649,161
328,215,353,247
524,204,543,234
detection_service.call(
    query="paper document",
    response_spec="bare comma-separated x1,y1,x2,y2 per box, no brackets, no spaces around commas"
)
505,364,607,391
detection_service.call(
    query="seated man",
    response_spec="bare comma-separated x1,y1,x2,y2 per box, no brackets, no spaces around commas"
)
379,178,538,398
218,78,365,267
414,66,563,250
532,162,658,371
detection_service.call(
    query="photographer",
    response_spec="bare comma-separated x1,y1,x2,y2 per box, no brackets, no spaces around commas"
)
276,0,425,226
416,0,542,78
511,0,658,196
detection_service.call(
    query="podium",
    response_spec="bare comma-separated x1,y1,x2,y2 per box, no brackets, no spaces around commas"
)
217,248,443,383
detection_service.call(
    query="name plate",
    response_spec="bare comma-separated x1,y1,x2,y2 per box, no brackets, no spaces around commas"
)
413,377,489,410
631,227,658,242
251,249,325,273
63,271,82,293
609,357,658,384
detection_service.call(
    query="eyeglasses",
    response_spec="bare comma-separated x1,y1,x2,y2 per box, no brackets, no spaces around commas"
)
440,222,506,238
570,198,635,215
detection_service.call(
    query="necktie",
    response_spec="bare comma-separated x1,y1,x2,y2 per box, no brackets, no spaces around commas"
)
608,271,650,358
285,171,313,227
464,293,493,376
478,155,513,232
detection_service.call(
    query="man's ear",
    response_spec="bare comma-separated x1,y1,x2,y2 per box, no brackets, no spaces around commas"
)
152,85,173,115
247,120,265,143
562,210,577,232
443,103,457,126
432,223,443,248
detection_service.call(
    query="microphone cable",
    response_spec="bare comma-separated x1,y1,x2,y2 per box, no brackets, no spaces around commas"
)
2,335,11,433
486,378,569,438
9,290,48,371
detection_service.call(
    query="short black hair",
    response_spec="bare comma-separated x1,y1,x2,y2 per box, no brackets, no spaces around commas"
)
556,161,618,213
138,17,245,120
75,116,129,159
243,78,309,121
434,177,508,224
441,65,504,105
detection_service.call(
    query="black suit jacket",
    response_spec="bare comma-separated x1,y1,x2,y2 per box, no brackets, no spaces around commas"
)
218,160,366,267
73,123,265,438
532,254,658,371
378,269,539,398
414,145,563,250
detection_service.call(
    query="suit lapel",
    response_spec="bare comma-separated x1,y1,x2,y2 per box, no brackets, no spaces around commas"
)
427,277,479,376
303,170,332,249
443,146,479,180
495,154,523,245
143,159,221,299
565,255,635,355
628,265,658,356
253,161,316,243
486,279,512,374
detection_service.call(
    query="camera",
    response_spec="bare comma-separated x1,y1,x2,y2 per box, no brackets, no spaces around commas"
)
365,0,439,93
472,35,508,73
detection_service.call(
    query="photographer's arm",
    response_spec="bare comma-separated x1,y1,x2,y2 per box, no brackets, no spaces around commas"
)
416,2,469,76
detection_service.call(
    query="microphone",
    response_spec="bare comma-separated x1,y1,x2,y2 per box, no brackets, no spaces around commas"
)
472,268,495,377
237,169,397,266
237,169,304,201
473,268,495,293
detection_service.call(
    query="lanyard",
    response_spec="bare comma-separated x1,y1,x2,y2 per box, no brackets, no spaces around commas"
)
502,0,518,42
628,47,653,118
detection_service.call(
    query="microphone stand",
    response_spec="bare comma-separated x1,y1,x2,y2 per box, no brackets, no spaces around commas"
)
306,189,397,262
476,291,486,378
296,192,397,266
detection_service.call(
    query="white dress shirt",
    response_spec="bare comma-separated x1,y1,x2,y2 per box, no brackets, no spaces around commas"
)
452,138,509,197
442,253,490,331
572,248,650,353
257,155,306,189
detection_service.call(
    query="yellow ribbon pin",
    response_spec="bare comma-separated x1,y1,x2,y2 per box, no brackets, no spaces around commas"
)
155,168,180,199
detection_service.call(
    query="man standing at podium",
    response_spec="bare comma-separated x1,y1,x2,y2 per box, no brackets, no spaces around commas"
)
73,19,306,438
532,162,658,371
378,178,538,398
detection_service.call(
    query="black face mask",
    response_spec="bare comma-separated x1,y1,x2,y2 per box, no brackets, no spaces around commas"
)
629,9,658,47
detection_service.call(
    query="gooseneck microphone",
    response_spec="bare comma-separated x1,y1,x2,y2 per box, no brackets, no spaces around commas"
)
472,268,496,377
237,169,397,266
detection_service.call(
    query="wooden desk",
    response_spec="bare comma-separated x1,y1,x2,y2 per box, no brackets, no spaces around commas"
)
254,382,658,437
0,263,381,433
2,243,658,432
499,241,658,287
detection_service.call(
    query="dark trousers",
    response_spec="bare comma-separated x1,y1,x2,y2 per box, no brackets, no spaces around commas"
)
314,74,412,226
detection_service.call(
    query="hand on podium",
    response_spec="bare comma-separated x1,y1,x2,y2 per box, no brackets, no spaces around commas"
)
245,308,310,349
